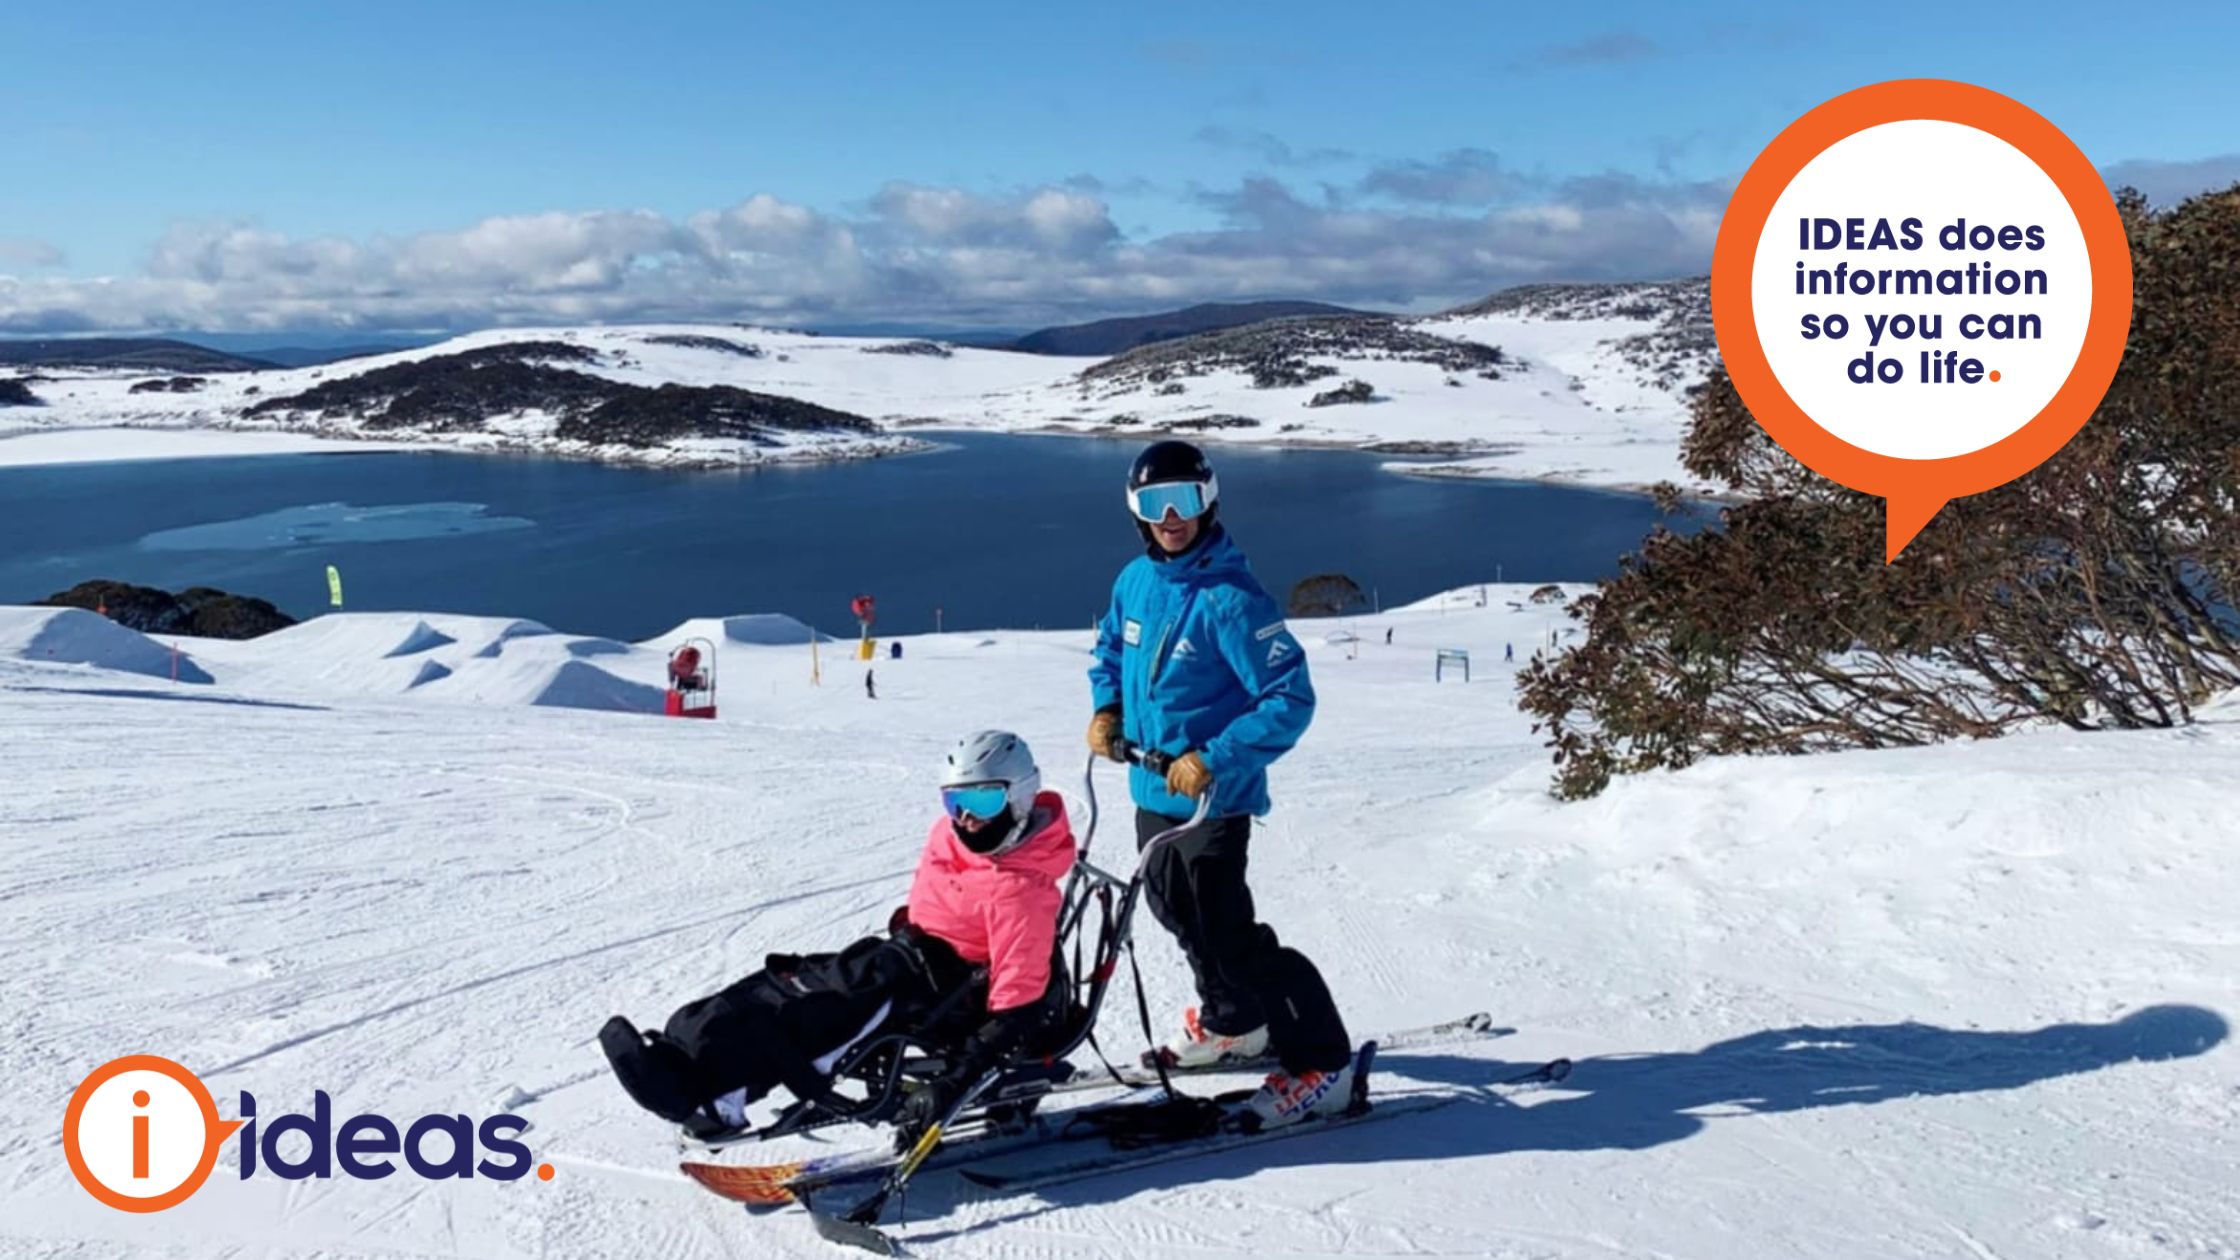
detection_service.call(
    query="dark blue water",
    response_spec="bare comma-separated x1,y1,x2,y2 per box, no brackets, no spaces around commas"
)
0,434,1704,640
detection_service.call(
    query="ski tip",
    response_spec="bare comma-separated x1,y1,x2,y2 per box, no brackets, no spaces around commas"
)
1461,1012,1521,1038
678,1159,801,1207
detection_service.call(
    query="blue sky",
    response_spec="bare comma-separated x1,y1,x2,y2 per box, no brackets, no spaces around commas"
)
3,0,2236,332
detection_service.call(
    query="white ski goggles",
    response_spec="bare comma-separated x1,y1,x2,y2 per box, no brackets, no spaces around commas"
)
1126,475,1217,524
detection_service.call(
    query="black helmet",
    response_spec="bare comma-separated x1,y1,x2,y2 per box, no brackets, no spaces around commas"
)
1126,440,1220,546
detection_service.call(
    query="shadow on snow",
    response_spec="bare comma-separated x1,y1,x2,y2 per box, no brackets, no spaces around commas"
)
892,1004,2227,1238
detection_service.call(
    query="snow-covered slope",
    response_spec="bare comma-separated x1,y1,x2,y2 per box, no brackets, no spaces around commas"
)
168,612,677,713
2,585,2232,1259
0,280,1716,493
643,613,838,649
0,605,214,683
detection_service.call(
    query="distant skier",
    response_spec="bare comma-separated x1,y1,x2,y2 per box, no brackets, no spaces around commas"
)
1384,627,1392,646
1505,642,1514,662
601,731,1073,1145
865,669,877,700
1087,439,1353,1130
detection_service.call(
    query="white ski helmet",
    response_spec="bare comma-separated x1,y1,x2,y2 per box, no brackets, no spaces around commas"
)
939,729,1043,856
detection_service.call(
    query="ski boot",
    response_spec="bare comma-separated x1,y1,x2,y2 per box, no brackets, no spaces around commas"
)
677,1088,755,1149
1242,1059,1356,1130
1141,1006,1269,1070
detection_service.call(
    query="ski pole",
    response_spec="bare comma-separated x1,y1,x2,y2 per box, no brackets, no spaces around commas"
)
835,1064,1006,1227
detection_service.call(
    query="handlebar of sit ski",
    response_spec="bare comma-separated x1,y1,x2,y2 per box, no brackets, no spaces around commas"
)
1110,739,1213,837
1078,739,1209,868
1108,737,1172,776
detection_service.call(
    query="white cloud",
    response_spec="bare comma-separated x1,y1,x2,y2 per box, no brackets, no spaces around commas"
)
0,171,1730,333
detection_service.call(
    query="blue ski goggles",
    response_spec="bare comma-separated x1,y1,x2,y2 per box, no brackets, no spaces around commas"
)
941,782,1011,824
1126,477,1216,524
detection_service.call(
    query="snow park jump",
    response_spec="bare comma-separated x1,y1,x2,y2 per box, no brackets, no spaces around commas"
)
9,31,2240,1260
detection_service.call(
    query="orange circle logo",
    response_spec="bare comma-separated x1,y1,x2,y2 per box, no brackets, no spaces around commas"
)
63,1055,244,1212
1710,79,2133,559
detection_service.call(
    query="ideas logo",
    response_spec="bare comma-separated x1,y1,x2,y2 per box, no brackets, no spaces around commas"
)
63,1055,552,1213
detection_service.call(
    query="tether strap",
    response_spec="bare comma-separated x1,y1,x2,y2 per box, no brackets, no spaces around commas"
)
1126,934,1180,1100
1081,887,1133,1088
1083,1024,1129,1088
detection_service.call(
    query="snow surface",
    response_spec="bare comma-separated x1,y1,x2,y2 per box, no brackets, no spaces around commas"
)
2,296,1712,493
3,586,2234,1259
0,426,423,467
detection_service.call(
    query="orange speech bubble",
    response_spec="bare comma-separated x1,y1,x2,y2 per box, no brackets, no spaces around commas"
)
1711,79,2132,560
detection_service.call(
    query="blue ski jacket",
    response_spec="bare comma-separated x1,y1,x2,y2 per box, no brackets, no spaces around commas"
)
1088,526,1314,819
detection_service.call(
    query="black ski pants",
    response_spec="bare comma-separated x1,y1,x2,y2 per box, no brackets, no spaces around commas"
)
1135,808,1351,1073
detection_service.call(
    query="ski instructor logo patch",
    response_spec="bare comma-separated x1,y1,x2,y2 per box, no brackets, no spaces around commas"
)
1266,637,1293,667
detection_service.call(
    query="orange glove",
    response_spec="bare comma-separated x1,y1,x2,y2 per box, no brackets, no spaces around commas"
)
1087,709,1124,762
1164,751,1212,800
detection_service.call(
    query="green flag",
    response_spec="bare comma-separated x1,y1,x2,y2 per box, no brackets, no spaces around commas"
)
326,565,344,608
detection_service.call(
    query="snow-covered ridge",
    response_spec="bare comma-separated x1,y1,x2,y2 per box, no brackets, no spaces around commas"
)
1440,276,1715,396
1,280,1720,493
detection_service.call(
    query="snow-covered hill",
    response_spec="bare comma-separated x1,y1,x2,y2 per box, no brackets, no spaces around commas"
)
0,280,1716,493
2,584,2233,1259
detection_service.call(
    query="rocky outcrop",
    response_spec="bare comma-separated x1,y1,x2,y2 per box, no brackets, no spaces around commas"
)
860,340,953,357
0,379,41,407
644,334,764,357
1307,379,1375,407
246,342,875,448
128,376,209,394
553,381,874,447
39,581,297,639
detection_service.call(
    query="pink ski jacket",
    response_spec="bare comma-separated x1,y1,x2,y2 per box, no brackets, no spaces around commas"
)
905,791,1076,1012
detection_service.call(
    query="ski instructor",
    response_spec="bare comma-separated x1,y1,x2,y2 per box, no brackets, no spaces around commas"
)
1087,439,1355,1129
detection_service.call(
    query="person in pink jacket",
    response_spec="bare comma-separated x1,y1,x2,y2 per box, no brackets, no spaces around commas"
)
889,729,1077,1146
907,739,1075,1015
602,730,1075,1146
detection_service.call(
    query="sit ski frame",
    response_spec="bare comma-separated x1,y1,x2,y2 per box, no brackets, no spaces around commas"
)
736,742,1205,1145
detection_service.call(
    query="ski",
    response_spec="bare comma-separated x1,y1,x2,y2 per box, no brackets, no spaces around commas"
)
679,1009,1508,1156
1042,1009,1513,1098
958,1056,1572,1196
958,1093,1455,1194
677,1012,1517,1209
679,1108,1090,1210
